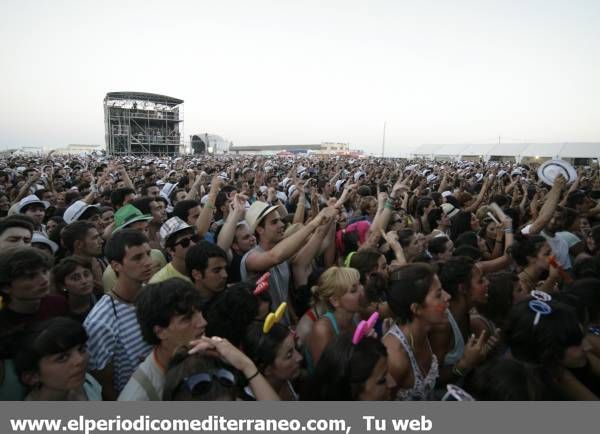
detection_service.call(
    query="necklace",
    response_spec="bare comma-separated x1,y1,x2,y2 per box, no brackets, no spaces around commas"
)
403,325,431,376
110,289,134,304
407,327,415,351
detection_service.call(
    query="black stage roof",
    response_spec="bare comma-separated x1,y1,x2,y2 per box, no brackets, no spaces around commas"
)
105,92,183,106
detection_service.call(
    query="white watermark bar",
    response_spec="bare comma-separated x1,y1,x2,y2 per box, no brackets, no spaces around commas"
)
1,402,596,434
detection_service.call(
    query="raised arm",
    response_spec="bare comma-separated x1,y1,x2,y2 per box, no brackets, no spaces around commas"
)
118,166,136,193
266,187,287,218
292,208,337,268
559,176,580,207
292,183,306,224
185,173,205,200
381,230,407,269
217,194,246,259
437,171,449,193
464,175,493,213
196,176,224,238
528,175,566,235
245,211,326,273
189,337,280,401
13,172,40,204
367,176,410,243
291,222,333,287
477,204,514,274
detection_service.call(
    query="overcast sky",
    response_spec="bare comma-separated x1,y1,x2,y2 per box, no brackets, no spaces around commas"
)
1,0,599,155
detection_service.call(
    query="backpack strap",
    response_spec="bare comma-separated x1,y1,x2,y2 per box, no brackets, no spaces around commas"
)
131,369,160,401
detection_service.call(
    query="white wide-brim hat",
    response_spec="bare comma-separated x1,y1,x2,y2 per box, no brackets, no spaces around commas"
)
537,159,577,186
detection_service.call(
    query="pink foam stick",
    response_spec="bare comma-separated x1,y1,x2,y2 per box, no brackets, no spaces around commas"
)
352,321,368,345
366,312,379,329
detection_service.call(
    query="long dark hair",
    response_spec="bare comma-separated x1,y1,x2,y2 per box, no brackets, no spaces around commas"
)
387,263,436,324
477,271,517,329
505,300,583,375
242,323,289,372
450,211,473,241
303,333,387,400
15,317,88,379
507,234,547,267
438,256,476,299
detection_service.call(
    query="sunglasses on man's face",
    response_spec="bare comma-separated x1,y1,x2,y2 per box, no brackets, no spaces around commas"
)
182,369,237,395
173,234,201,248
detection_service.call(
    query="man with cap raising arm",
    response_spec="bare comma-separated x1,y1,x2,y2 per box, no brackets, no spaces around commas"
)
240,201,337,326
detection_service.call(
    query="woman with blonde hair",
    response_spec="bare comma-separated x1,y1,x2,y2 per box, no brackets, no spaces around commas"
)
303,266,366,371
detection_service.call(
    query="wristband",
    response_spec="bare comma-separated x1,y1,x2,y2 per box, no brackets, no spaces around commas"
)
205,202,215,209
246,370,260,382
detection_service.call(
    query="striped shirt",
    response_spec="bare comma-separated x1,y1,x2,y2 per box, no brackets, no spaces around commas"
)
84,294,152,393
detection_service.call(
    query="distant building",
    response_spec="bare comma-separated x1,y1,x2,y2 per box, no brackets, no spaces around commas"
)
230,142,351,155
51,144,103,155
0,146,44,156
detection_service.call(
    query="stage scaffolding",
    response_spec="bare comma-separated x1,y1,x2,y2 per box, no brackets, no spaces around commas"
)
104,92,184,156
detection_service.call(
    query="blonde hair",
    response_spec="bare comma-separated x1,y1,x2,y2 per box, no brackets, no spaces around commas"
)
310,266,360,306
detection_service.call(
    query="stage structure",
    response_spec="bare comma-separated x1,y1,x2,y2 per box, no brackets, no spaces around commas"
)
104,92,184,156
190,134,207,154
190,133,231,155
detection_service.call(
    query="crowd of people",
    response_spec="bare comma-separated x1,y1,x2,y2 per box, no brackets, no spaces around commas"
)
0,151,599,401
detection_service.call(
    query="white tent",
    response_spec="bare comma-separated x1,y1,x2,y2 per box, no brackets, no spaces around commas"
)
557,143,600,159
410,142,600,160
521,143,564,158
460,143,497,157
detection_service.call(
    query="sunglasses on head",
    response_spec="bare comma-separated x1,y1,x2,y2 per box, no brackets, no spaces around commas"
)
181,369,237,395
172,234,201,248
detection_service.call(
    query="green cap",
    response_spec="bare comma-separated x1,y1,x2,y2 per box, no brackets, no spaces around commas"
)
113,204,152,232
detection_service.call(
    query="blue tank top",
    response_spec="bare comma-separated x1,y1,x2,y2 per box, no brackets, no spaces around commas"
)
304,312,340,374
443,311,465,366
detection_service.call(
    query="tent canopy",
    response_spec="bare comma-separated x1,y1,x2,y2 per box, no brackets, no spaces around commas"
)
410,142,599,159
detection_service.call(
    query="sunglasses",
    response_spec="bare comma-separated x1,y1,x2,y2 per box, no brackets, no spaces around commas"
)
181,369,237,395
172,234,201,248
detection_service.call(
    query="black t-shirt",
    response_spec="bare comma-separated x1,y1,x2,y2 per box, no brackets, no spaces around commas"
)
227,252,243,284
0,294,68,358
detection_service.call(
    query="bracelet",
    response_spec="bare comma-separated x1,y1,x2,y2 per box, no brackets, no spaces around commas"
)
503,228,513,233
205,202,215,209
384,199,395,210
246,370,260,382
